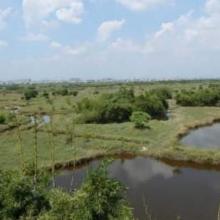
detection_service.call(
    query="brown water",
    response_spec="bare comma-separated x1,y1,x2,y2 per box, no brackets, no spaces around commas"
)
181,123,220,148
55,157,220,220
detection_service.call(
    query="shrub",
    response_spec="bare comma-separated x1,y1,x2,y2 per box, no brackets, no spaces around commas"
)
24,88,39,100
149,87,172,100
0,171,50,220
77,87,168,124
77,88,135,123
134,93,168,119
130,111,151,129
0,114,6,124
53,88,69,96
38,163,133,220
42,91,49,99
70,91,78,96
176,87,220,106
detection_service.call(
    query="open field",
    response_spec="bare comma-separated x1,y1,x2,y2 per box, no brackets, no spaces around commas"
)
1,80,220,171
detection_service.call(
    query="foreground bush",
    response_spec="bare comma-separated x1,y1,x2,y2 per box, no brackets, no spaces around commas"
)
0,163,133,220
0,171,50,220
40,163,133,220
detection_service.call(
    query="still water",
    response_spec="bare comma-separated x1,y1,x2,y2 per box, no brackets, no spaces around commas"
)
55,157,220,220
181,123,220,148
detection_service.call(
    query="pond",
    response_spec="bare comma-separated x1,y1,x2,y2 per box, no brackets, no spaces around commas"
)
30,115,50,125
181,123,220,148
55,157,220,220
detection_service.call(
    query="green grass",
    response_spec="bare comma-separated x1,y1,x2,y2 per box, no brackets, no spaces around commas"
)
1,81,220,170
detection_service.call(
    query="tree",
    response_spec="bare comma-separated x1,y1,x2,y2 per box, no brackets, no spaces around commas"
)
24,88,38,100
130,111,151,129
39,162,133,220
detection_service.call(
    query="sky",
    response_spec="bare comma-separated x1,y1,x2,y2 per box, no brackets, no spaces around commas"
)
0,0,220,81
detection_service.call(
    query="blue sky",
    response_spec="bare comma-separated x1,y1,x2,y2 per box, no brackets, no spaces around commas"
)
0,0,220,81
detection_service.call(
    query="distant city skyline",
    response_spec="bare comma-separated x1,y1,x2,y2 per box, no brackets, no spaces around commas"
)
0,0,220,81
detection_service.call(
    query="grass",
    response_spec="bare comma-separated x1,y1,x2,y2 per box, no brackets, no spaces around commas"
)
1,81,220,170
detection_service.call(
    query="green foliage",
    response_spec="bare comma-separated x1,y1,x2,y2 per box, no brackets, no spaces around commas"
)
0,163,133,220
130,111,151,129
52,87,69,96
149,87,172,100
42,91,49,99
0,112,17,125
0,113,6,124
176,87,220,106
77,88,134,123
77,87,168,123
24,87,39,100
69,91,78,97
73,162,132,220
40,162,133,220
134,92,168,118
0,171,50,220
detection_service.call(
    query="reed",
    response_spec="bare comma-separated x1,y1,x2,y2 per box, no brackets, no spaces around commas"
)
33,113,38,187
66,97,77,191
48,98,56,187
14,114,25,174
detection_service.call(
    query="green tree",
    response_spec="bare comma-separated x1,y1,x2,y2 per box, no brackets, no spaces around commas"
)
39,163,133,220
24,88,38,100
130,111,151,129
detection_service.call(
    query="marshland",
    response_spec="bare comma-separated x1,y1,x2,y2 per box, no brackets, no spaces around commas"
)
1,80,220,219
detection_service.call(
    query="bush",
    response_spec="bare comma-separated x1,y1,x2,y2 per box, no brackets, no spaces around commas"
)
0,163,133,220
0,114,6,124
149,87,172,100
42,91,49,99
53,88,69,96
0,171,50,220
24,88,39,100
176,87,220,106
77,88,135,123
134,93,168,119
39,162,133,220
130,111,151,129
77,87,168,123
70,91,78,97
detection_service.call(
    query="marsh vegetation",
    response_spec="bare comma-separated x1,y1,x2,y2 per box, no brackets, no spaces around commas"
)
1,79,220,219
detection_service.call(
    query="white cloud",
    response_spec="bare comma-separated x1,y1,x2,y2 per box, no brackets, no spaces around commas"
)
56,1,84,23
0,40,8,48
116,0,170,11
21,33,49,42
22,0,84,27
0,7,12,30
205,0,220,14
98,19,125,41
50,41,62,48
142,4,220,54
154,22,174,38
111,38,142,52
50,41,88,55
63,45,87,55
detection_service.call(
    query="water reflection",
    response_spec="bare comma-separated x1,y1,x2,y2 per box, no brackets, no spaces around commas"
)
181,123,220,148
55,157,220,220
109,158,173,187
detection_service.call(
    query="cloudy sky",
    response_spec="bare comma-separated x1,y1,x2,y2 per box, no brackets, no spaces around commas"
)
0,0,220,81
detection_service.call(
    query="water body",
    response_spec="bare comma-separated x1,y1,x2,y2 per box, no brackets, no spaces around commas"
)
55,157,220,220
30,115,50,125
181,123,220,148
